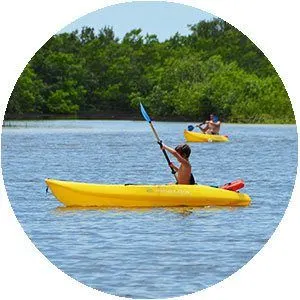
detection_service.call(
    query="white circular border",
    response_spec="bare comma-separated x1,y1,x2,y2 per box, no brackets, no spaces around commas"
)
0,1,299,300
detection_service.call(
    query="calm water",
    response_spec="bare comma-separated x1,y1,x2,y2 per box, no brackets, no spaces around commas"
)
1,120,298,298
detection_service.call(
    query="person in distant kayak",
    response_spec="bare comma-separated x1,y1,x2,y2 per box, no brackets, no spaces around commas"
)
160,143,195,185
196,114,221,135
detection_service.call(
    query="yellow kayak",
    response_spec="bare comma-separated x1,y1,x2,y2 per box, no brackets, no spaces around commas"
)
184,130,229,142
45,178,251,208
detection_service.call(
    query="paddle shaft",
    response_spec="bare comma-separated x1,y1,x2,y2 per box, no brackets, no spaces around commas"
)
149,122,178,180
188,123,205,131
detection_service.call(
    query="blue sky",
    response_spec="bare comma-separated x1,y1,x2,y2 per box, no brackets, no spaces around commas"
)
60,1,214,41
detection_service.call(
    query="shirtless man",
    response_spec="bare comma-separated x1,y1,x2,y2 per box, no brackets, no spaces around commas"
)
197,114,221,135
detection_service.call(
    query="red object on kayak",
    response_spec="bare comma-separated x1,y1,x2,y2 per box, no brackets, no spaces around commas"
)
220,179,245,191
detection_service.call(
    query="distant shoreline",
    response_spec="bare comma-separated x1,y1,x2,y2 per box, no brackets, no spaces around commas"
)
3,112,202,123
3,112,295,125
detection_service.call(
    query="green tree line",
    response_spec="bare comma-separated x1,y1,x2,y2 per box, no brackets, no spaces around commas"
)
6,18,295,123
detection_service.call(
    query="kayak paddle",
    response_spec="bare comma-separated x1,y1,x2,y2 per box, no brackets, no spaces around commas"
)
187,123,204,131
140,103,177,182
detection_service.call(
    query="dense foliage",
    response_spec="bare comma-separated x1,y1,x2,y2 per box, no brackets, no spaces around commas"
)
6,19,294,123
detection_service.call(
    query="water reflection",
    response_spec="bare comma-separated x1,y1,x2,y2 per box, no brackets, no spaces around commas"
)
54,205,239,216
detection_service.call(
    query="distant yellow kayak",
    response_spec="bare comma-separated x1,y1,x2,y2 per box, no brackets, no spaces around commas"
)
45,178,251,208
184,130,229,142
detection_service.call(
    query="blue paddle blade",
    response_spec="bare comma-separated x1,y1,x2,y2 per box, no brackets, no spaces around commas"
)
188,125,194,131
213,116,219,122
140,103,151,122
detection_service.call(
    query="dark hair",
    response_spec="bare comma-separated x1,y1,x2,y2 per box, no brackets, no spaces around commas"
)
175,144,191,159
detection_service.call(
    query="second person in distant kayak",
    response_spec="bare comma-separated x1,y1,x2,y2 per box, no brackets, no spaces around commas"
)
197,114,221,135
160,143,195,185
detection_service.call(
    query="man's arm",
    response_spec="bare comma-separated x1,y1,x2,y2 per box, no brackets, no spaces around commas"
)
196,122,208,133
169,162,179,172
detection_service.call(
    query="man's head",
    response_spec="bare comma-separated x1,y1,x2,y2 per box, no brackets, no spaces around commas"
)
210,114,218,123
175,144,191,159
